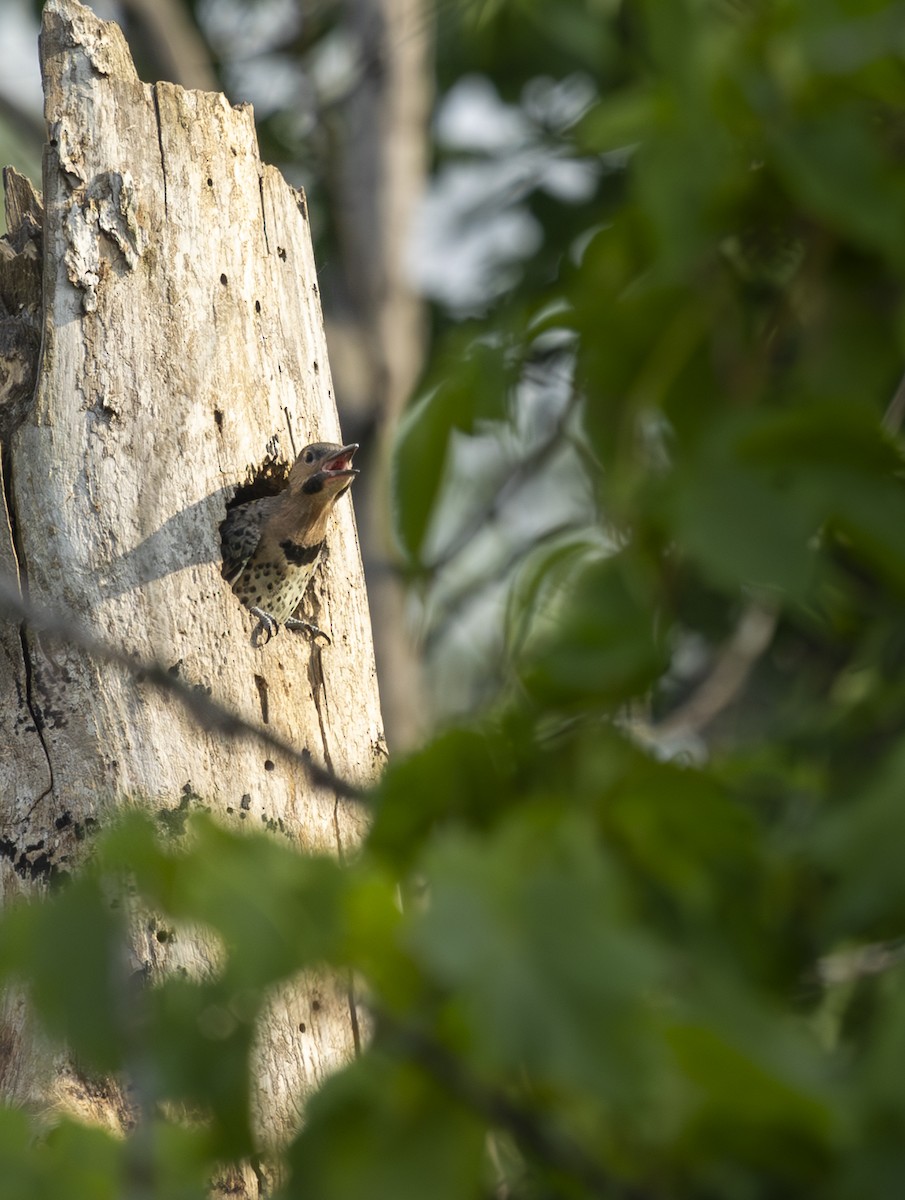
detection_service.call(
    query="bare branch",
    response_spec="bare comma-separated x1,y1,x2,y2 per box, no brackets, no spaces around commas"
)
0,573,365,802
655,600,779,742
883,368,905,435
817,939,905,987
427,387,581,575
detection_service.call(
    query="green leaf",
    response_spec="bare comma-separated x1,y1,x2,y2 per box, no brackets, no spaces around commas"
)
0,1114,125,1200
768,105,905,266
737,403,902,475
102,815,349,985
576,88,656,154
368,727,514,867
40,1122,123,1200
394,337,514,563
598,755,762,923
816,743,905,936
145,976,255,1157
518,551,668,708
0,878,126,1072
667,1018,834,1179
409,813,667,1109
286,1054,486,1200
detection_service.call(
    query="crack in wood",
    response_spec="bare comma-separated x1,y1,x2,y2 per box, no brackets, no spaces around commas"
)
151,85,169,217
253,673,269,724
1,428,54,821
258,173,270,256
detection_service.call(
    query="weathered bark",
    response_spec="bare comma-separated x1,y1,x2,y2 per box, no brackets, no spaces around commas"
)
0,168,43,439
0,0,384,1170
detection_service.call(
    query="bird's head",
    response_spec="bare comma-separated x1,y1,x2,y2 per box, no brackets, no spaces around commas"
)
287,442,359,499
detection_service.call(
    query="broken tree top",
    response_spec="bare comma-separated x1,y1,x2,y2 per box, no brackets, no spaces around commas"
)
4,0,382,888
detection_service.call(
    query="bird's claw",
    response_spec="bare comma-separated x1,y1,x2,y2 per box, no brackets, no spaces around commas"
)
249,608,330,648
285,617,331,646
250,607,279,647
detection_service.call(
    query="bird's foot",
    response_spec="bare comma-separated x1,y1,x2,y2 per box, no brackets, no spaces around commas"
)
249,607,279,647
285,616,331,646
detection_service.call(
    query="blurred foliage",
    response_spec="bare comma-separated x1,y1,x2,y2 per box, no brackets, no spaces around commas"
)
8,0,905,1197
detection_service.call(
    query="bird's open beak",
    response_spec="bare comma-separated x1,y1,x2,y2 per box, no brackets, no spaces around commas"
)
322,444,359,477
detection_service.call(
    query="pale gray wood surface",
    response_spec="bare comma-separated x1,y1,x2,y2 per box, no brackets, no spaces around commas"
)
0,0,384,1157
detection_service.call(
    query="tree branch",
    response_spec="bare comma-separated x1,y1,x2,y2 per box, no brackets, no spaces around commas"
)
817,938,905,987
883,368,905,435
426,385,581,575
653,600,779,742
0,573,365,802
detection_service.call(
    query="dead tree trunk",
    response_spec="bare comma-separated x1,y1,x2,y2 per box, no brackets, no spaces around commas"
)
0,0,384,1166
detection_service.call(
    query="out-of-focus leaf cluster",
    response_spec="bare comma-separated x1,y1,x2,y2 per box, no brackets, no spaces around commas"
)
9,0,905,1196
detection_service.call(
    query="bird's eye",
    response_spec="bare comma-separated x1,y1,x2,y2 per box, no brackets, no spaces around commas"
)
304,451,314,464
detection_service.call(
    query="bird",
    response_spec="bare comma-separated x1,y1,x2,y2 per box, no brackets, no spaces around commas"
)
220,441,359,647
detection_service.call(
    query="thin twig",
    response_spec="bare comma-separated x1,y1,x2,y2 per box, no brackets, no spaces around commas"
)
423,517,585,657
653,365,905,742
427,388,580,575
0,574,365,801
654,601,779,741
376,1009,651,1200
883,368,905,435
817,938,905,987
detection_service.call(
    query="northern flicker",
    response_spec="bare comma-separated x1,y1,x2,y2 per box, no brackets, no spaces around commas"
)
220,442,359,647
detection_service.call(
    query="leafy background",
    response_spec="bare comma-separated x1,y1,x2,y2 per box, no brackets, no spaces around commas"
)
5,0,905,1195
